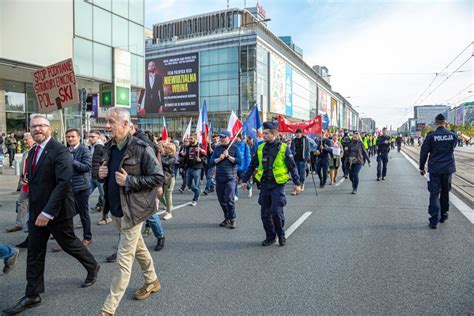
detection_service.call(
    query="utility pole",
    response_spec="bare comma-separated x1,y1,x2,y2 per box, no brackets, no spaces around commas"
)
79,88,87,144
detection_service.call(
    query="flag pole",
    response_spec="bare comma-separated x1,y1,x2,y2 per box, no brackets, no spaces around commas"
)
228,126,243,148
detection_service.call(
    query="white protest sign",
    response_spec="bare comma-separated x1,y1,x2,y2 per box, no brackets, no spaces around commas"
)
32,58,79,113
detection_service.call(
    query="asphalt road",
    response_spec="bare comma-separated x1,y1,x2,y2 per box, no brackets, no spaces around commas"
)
0,151,472,315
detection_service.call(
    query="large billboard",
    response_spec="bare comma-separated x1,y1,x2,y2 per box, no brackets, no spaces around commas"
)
319,88,328,114
455,106,464,125
270,53,285,115
139,52,199,114
285,64,293,116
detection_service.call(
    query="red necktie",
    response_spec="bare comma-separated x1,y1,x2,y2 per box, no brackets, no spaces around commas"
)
31,145,41,174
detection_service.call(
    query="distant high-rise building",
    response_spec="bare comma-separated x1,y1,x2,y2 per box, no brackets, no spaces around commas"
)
414,105,450,126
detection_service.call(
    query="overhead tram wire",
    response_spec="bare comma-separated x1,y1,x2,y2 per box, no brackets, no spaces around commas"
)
417,54,473,105
412,41,473,106
444,83,474,104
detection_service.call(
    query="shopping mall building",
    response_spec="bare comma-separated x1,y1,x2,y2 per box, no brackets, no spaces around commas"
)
0,0,145,139
142,6,359,135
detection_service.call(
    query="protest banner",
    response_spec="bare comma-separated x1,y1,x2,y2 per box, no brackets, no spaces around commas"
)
32,58,79,113
277,115,322,134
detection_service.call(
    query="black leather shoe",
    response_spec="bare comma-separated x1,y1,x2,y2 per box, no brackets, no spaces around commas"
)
82,265,100,288
16,237,29,248
2,296,41,315
377,178,380,181
429,223,437,229
279,237,286,246
440,216,448,223
261,239,276,246
155,237,165,251
106,253,117,263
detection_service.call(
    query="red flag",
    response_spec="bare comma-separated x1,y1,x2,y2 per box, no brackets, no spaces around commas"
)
162,117,168,141
277,115,322,134
227,111,243,141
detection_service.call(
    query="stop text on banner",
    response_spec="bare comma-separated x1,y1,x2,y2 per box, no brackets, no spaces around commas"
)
32,58,79,113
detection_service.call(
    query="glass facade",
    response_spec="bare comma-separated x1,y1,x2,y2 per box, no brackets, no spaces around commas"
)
199,47,239,113
73,0,144,87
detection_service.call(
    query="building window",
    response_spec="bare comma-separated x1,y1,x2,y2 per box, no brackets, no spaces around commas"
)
93,42,112,81
112,0,128,18
129,21,144,56
93,6,112,46
112,15,129,49
74,37,93,77
74,0,92,39
94,0,112,11
129,0,144,25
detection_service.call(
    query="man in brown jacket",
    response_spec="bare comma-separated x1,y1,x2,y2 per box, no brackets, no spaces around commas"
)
98,107,165,316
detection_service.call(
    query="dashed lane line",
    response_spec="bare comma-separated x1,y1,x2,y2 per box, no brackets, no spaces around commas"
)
286,211,313,238
157,201,193,216
400,150,474,224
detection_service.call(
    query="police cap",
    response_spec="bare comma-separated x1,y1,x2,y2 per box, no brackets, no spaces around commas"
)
435,113,446,121
263,121,278,130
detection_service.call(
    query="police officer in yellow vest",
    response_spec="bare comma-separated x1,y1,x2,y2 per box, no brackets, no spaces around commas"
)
240,122,301,246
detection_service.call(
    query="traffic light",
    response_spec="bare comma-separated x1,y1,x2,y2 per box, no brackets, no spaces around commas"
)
101,91,112,107
116,86,130,106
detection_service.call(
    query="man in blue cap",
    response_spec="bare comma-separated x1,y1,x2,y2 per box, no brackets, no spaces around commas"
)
240,121,301,246
419,113,457,229
209,130,242,229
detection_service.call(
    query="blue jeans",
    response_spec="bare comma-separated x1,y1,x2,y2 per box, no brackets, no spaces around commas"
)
146,213,164,238
376,153,389,178
0,243,16,260
186,168,202,201
349,163,363,190
216,180,237,220
204,165,215,191
89,179,104,208
428,173,452,225
295,160,306,184
316,157,329,185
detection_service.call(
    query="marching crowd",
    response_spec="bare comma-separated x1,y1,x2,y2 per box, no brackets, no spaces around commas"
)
0,108,458,315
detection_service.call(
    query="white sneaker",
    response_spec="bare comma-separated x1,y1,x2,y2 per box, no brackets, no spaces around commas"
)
301,184,305,191
234,196,239,201
191,201,197,206
163,212,172,220
248,188,253,198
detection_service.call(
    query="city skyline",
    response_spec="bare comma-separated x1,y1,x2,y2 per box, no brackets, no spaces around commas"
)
145,0,472,129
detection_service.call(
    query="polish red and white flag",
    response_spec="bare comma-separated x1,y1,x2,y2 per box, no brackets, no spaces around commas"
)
162,117,168,141
226,111,243,140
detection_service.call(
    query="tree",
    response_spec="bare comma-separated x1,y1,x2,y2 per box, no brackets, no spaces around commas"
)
421,125,434,137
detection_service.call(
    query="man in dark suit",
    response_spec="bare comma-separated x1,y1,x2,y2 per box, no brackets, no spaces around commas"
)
144,60,164,114
3,115,99,316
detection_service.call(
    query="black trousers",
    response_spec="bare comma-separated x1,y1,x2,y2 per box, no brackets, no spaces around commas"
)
74,189,92,241
26,218,97,297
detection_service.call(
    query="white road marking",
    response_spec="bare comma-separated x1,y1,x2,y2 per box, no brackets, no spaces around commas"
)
157,202,193,216
335,177,345,186
401,150,474,224
286,211,312,238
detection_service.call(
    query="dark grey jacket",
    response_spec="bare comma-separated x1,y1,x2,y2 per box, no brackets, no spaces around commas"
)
90,142,104,179
102,134,165,229
70,144,92,192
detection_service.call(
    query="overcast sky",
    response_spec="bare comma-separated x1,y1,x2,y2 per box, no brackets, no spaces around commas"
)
145,0,473,128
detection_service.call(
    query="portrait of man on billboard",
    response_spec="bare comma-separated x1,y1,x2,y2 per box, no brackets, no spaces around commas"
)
142,60,164,114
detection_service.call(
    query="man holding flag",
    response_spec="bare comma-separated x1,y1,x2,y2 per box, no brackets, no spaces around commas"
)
209,130,242,228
